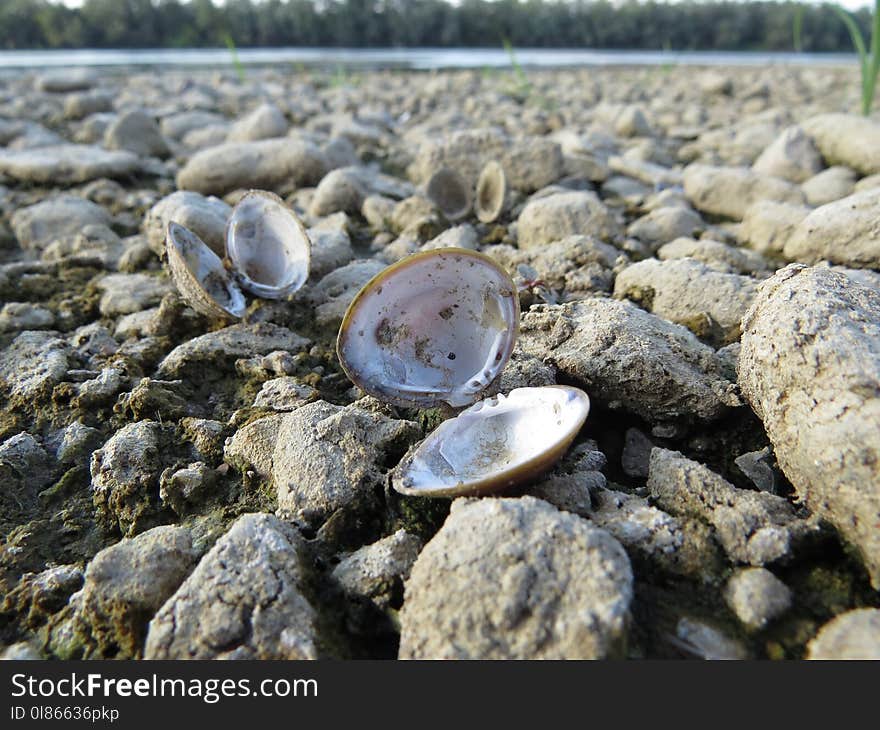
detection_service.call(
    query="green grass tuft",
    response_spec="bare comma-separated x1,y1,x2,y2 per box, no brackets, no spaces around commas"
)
833,1,880,115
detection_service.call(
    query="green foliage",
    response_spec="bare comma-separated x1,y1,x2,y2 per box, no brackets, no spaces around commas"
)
223,33,246,82
793,5,804,52
833,1,880,115
0,0,873,52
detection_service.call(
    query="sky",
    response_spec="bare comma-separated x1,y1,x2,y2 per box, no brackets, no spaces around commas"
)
55,0,874,10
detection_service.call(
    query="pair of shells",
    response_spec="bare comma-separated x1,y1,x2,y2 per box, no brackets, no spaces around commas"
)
166,191,310,321
336,248,590,498
425,160,509,224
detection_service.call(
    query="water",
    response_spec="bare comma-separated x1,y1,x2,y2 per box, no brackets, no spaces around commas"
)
0,47,859,72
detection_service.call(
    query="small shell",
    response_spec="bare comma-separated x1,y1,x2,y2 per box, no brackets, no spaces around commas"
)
425,167,471,221
337,248,519,409
225,190,311,299
166,221,246,321
391,386,590,497
475,160,508,223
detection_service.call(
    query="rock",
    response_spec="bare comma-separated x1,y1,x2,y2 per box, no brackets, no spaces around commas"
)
752,125,823,183
657,237,767,274
160,110,226,140
142,190,231,257
501,137,565,191
308,226,354,279
54,421,103,465
104,110,170,158
309,167,367,217
0,331,70,402
517,191,621,249
683,164,805,220
226,102,287,142
63,91,114,121
855,172,880,192
11,194,111,252
409,128,507,186
272,400,419,527
614,257,757,345
0,303,55,333
622,427,653,478
90,420,164,536
609,155,681,187
176,138,328,196
180,417,226,461
332,529,422,609
223,414,284,480
0,433,53,530
648,448,814,566
518,298,740,423
738,265,880,586
801,166,856,207
68,526,197,658
1,642,43,660
783,189,880,268
0,145,140,185
587,487,720,578
362,194,396,230
1,565,83,630
307,259,386,327
626,206,703,250
159,462,214,514
398,497,633,659
807,609,880,659
674,617,749,660
253,377,317,412
723,567,792,630
157,323,311,379
421,223,479,251
144,513,328,659
95,273,172,317
734,447,777,493
802,113,880,176
36,69,95,93
739,200,809,257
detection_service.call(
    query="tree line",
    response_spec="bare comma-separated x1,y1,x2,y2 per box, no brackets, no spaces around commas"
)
0,0,871,52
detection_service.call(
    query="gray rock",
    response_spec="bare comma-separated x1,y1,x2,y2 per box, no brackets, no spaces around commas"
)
608,155,681,187
517,191,622,249
272,400,419,527
307,225,354,279
783,189,880,268
801,166,857,207
0,433,54,528
734,447,777,494
160,110,226,140
421,223,479,251
96,273,172,317
501,137,565,191
157,323,311,379
104,110,170,158
307,259,386,327
362,194,396,230
739,200,810,257
159,462,214,515
622,427,653,478
674,617,749,660
657,237,767,274
144,513,327,659
752,125,823,183
176,138,328,196
723,567,792,630
0,303,55,333
253,377,317,412
648,447,814,566
807,609,880,659
309,167,368,217
683,164,805,220
11,194,111,252
802,113,880,176
0,331,70,402
399,497,633,659
70,526,197,658
409,128,507,187
54,421,103,465
90,421,163,536
142,190,231,257
0,145,140,184
738,265,880,586
226,102,287,142
332,529,422,609
36,69,95,93
518,298,740,423
63,91,114,121
1,643,42,660
223,414,284,480
627,206,704,249
614,257,757,345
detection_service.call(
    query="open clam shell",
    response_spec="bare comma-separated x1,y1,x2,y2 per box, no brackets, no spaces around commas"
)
337,248,519,409
166,221,246,321
475,160,508,223
225,190,311,299
425,167,472,221
391,385,590,498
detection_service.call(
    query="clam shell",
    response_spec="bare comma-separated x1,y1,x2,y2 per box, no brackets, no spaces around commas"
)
475,160,508,223
425,167,472,221
391,386,590,497
337,248,519,409
166,221,246,321
225,190,311,299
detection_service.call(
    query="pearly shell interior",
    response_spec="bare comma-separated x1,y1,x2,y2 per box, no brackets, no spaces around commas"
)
166,221,246,320
425,167,472,221
337,248,519,409
475,160,508,223
225,190,311,299
391,386,591,497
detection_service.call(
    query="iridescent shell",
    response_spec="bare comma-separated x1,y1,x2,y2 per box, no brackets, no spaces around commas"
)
475,160,508,223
